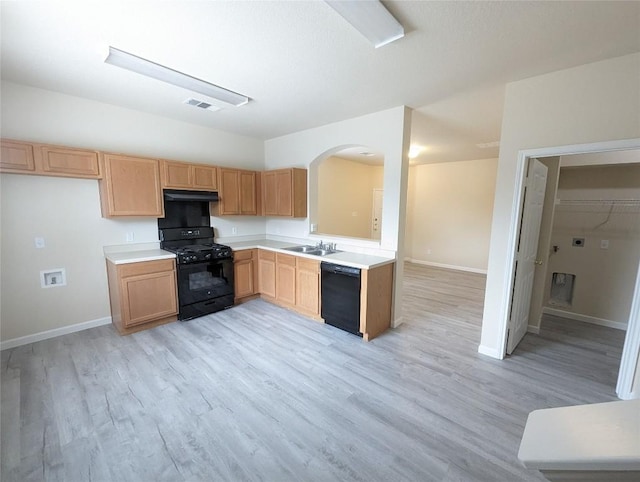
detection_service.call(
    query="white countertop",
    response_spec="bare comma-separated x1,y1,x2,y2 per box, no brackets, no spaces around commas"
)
518,399,640,471
225,239,395,269
105,249,176,265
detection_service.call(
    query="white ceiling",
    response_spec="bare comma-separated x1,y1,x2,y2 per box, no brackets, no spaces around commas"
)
1,1,639,163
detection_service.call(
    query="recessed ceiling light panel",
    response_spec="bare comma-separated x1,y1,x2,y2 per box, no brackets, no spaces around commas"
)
325,0,404,48
105,46,250,106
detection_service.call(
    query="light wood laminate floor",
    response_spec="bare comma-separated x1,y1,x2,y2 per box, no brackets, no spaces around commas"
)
1,263,625,481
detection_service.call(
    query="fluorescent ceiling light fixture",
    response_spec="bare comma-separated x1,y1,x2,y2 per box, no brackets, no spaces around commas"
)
104,46,249,106
408,145,424,159
325,0,404,48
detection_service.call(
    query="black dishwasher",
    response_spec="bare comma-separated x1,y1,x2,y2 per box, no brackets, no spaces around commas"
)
321,262,362,336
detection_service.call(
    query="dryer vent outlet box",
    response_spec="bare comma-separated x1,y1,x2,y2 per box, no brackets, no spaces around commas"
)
41,269,66,288
572,238,585,247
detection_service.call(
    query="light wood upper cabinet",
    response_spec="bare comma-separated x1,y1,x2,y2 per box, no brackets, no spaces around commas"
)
234,249,258,301
1,139,101,178
161,160,218,191
192,164,217,190
39,145,101,178
99,154,164,218
262,168,307,217
0,140,36,172
218,168,258,215
107,258,178,334
296,258,320,316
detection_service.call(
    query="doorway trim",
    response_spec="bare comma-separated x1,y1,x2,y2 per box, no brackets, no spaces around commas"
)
495,138,640,399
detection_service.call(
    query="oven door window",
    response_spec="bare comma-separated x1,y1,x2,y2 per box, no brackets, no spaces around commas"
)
178,260,234,304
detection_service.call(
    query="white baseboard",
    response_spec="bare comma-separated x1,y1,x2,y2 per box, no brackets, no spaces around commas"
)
391,316,404,328
406,258,487,275
542,307,627,331
478,344,503,359
1,316,112,351
527,325,541,334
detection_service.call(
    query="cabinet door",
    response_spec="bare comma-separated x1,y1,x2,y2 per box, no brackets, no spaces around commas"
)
276,170,293,216
192,165,217,190
258,250,276,298
262,171,278,215
163,161,192,188
234,250,256,300
239,170,257,215
219,168,240,214
101,154,164,217
0,140,35,172
276,254,296,305
296,259,320,315
120,269,178,327
39,145,101,178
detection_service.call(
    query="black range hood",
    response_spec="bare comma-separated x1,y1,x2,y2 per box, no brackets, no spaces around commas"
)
164,189,219,202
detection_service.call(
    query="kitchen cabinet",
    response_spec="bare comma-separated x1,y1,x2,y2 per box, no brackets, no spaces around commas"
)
295,258,320,316
162,160,218,191
262,168,307,217
258,249,276,298
234,249,258,302
0,139,35,172
99,153,164,217
360,263,394,341
1,139,101,179
276,253,296,305
217,168,258,215
106,258,178,334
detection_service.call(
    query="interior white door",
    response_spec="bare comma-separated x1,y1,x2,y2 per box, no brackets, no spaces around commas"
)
507,158,548,355
371,189,383,240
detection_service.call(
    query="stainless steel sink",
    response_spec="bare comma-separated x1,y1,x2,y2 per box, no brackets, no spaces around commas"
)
283,245,341,256
283,245,317,253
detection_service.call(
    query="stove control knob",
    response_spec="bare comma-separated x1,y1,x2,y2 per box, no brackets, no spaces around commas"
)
205,253,212,260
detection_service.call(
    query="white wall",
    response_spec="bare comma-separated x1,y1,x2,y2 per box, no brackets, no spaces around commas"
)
264,106,411,324
0,81,264,342
544,164,640,326
479,53,640,362
317,156,383,239
405,158,497,272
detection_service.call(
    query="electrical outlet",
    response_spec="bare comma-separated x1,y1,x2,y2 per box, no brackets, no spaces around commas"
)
601,239,609,249
427,248,432,255
231,227,237,235
310,224,317,232
34,237,45,249
126,232,135,243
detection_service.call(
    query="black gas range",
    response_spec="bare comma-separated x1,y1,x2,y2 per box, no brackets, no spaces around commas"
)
160,226,234,321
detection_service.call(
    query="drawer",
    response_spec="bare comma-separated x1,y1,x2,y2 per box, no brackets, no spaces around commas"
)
234,249,255,261
117,258,175,278
259,249,276,261
297,258,319,272
276,253,296,266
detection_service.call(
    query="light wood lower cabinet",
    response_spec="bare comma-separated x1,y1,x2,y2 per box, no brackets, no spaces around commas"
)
360,263,394,341
99,154,164,217
234,249,258,301
276,253,296,305
258,249,276,298
255,249,321,318
106,258,178,335
295,258,320,316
